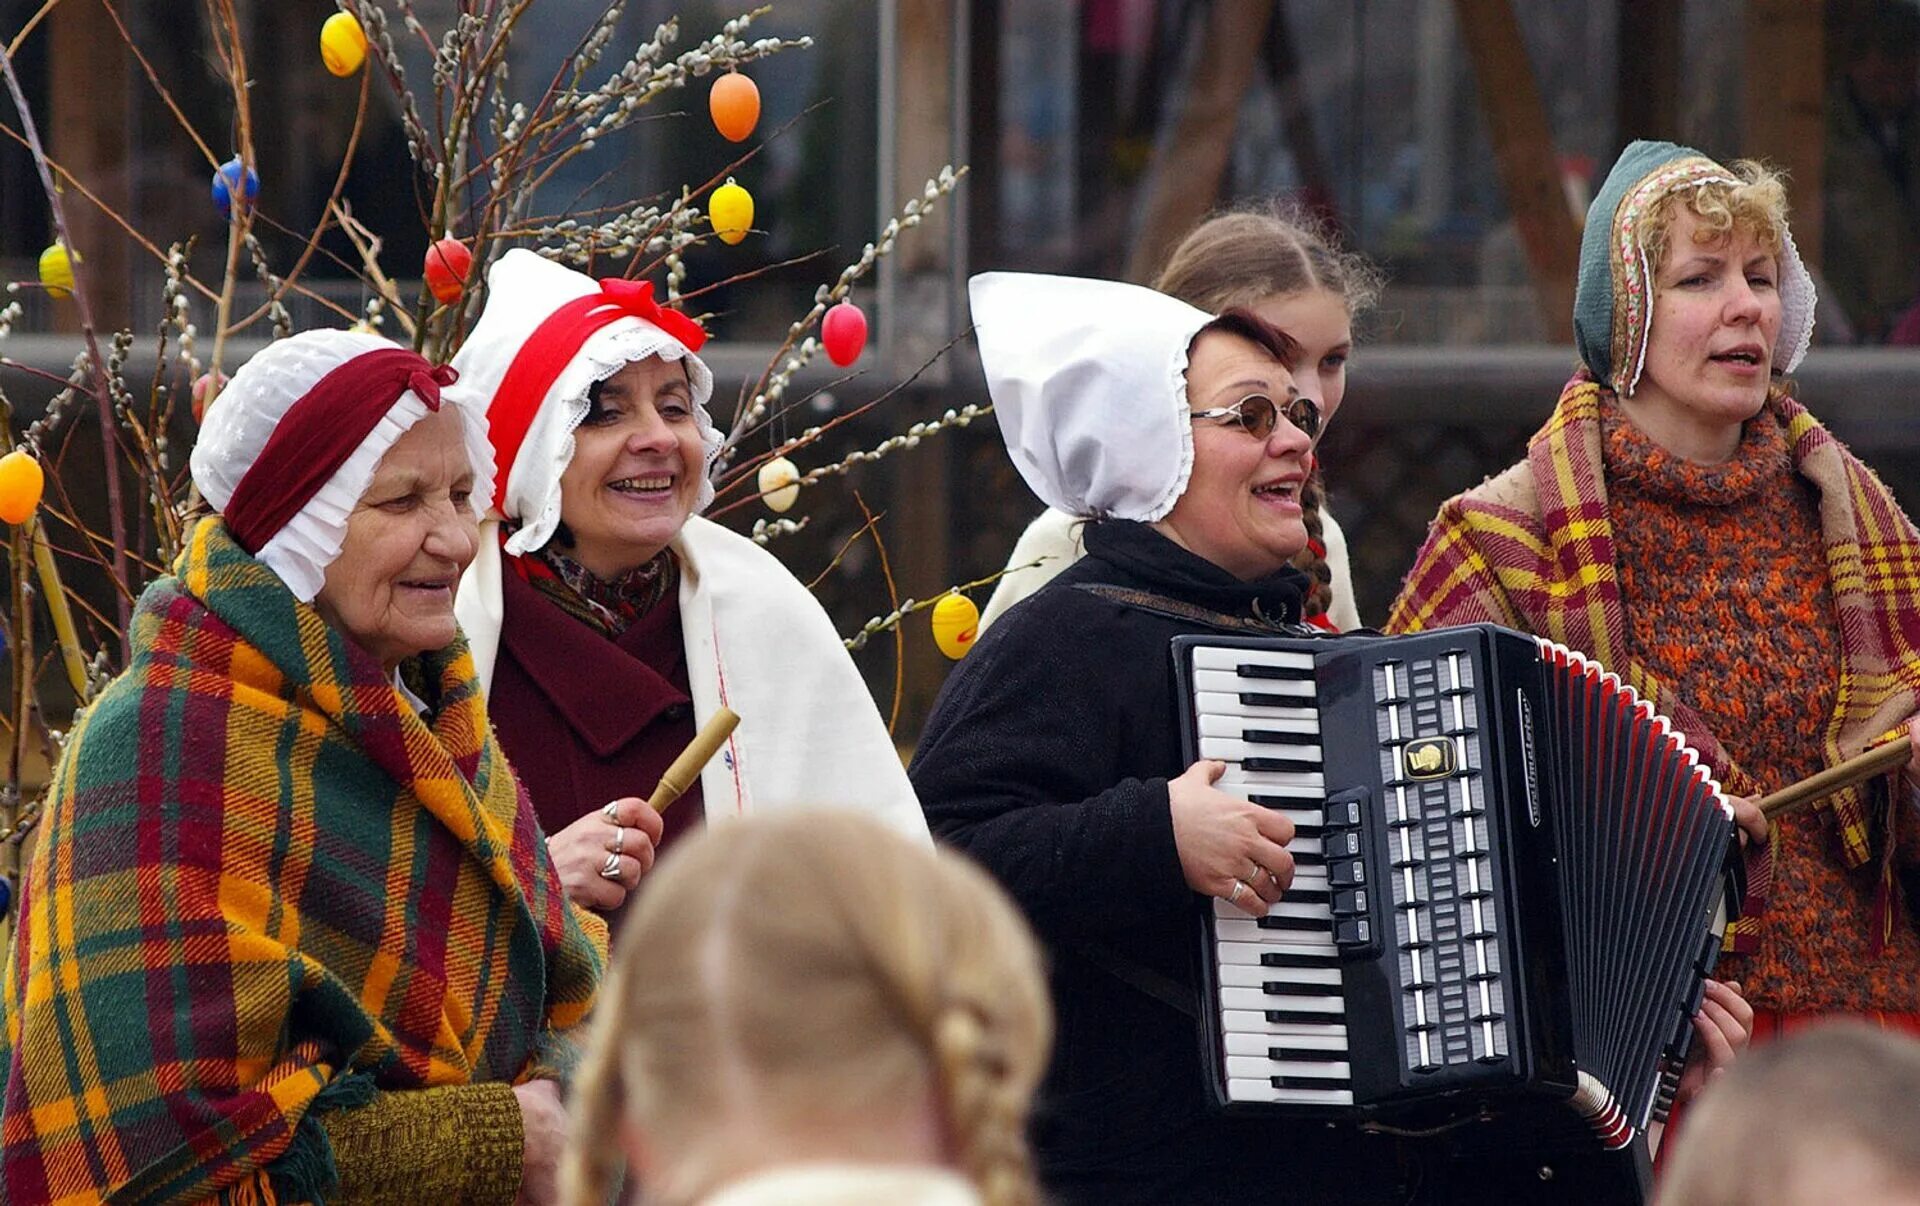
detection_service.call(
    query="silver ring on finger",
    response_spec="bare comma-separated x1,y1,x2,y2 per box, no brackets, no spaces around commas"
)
610,826,626,856
1228,879,1247,905
599,852,624,881
600,800,621,824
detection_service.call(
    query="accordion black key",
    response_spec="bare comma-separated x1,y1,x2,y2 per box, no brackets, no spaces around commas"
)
1173,623,1744,1150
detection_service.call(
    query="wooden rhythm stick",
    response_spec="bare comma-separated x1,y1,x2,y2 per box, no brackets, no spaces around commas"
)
1756,738,1910,820
647,706,741,814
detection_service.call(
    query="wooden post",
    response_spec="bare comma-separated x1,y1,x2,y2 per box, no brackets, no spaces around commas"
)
1124,0,1277,283
48,0,132,332
1745,0,1825,271
1618,0,1684,143
1452,0,1579,341
888,0,959,740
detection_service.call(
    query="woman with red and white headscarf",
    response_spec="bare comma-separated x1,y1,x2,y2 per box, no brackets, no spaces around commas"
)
451,250,925,924
0,329,603,1204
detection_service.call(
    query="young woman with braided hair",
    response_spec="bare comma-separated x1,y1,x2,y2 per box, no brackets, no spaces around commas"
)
979,201,1381,631
559,811,1052,1206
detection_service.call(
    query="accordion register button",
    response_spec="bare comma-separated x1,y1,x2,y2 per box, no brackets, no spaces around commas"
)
1325,832,1362,859
1324,798,1363,828
1332,889,1367,915
1329,859,1366,888
1334,918,1371,945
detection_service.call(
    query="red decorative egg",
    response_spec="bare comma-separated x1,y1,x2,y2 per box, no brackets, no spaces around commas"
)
822,300,868,367
191,371,227,425
424,237,472,305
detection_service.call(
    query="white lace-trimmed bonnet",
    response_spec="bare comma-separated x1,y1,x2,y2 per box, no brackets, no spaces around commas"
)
189,328,495,602
969,272,1213,523
445,248,719,555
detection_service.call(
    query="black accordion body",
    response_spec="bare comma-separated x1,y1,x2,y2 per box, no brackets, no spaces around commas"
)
1174,623,1743,1154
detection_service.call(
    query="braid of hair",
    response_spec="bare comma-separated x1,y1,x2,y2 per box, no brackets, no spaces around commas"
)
931,1005,1040,1206
559,1006,628,1206
1290,466,1335,619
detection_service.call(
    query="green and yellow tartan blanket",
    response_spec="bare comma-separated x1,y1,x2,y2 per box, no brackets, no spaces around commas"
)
0,518,605,1204
1388,374,1920,954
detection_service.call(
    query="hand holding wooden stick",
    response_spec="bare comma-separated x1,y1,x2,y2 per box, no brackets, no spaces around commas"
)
647,707,741,814
1755,736,1911,821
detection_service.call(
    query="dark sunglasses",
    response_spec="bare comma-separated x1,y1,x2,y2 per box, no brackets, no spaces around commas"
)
1189,392,1323,444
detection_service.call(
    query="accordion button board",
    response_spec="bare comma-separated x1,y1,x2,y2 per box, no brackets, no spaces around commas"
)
1174,624,1743,1152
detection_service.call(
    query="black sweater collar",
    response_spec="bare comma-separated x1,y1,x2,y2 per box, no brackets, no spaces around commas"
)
1080,520,1308,621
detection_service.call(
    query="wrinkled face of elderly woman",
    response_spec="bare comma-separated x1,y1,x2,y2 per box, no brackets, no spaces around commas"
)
1158,327,1314,581
314,405,479,670
557,356,705,579
1635,205,1784,457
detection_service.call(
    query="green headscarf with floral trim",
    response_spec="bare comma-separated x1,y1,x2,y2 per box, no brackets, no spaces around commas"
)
1573,139,1816,397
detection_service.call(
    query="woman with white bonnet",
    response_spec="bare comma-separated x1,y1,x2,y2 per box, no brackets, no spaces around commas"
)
451,250,925,925
909,275,1743,1204
0,329,604,1204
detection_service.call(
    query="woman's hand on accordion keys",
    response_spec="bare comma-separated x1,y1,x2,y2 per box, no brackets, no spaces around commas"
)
1169,759,1296,917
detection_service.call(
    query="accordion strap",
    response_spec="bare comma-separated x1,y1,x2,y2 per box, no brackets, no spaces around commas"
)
1071,584,1317,636
1078,942,1196,1019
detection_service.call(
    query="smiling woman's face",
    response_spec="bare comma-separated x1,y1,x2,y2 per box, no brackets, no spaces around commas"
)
556,356,705,578
1155,329,1313,581
314,405,479,670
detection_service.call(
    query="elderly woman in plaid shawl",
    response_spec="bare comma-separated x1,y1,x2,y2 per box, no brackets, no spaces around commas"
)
0,330,605,1204
1391,141,1920,1054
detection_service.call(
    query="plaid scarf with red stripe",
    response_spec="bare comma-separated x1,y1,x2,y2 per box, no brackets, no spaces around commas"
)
0,518,604,1204
1389,374,1920,954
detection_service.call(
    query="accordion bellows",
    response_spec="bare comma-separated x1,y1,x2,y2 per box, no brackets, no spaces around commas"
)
1176,624,1741,1155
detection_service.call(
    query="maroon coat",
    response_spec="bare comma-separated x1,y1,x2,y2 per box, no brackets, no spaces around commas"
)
487,561,703,926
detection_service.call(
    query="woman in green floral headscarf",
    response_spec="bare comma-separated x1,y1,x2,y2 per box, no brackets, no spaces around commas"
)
1392,140,1920,1053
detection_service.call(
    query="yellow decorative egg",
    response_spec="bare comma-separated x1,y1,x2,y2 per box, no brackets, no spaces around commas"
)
38,243,75,299
931,592,980,660
709,178,754,246
320,11,368,77
757,455,801,513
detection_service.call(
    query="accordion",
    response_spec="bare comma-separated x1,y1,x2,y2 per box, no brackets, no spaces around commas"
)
1174,624,1743,1151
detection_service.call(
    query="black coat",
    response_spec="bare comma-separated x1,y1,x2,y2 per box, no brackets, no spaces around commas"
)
911,521,1646,1205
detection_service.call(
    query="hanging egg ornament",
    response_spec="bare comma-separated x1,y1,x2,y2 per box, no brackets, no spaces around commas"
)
423,237,473,305
211,156,260,219
756,456,801,513
822,300,868,367
191,371,226,425
709,178,754,246
930,592,980,661
0,449,45,525
37,243,75,299
319,10,368,77
709,71,761,142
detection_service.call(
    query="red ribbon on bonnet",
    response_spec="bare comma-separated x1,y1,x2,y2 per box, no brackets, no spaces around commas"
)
225,347,459,555
486,279,707,494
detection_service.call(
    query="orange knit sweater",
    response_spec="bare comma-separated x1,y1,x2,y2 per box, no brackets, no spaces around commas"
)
1603,399,1920,1012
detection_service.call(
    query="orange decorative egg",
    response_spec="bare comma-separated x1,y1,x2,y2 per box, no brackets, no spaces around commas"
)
709,71,760,142
0,449,45,525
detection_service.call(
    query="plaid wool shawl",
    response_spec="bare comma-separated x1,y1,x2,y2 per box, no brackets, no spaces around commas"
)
1389,375,1920,953
0,518,605,1204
